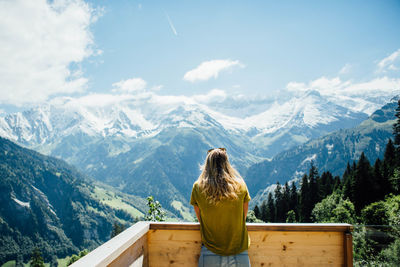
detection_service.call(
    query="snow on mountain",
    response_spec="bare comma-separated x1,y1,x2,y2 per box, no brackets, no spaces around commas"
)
0,89,396,156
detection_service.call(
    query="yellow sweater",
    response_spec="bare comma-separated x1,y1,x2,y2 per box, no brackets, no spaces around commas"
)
190,180,251,255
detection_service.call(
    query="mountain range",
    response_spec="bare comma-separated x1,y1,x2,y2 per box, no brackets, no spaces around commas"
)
247,99,398,204
0,90,397,217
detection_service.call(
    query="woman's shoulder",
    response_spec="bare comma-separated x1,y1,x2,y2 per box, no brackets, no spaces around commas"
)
192,180,200,189
235,177,247,186
234,178,248,191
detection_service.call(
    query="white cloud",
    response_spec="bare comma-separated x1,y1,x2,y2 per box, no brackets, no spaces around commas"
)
287,76,400,96
339,63,352,74
0,0,100,106
112,78,147,93
183,59,244,82
151,85,164,91
286,75,400,114
377,48,400,72
193,89,227,103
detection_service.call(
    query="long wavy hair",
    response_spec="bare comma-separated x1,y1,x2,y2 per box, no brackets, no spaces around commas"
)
197,148,242,204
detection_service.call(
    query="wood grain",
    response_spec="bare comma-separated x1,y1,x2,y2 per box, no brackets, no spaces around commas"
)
147,227,350,267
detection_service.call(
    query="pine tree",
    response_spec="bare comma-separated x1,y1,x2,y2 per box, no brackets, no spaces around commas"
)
333,175,341,191
16,253,24,267
308,163,320,213
343,162,355,202
393,99,400,147
111,222,126,238
353,152,373,213
266,193,275,222
274,183,284,222
259,200,268,222
282,182,291,222
372,158,384,202
381,162,391,196
384,139,396,172
299,173,311,222
319,171,334,200
253,205,260,219
30,247,45,267
289,182,298,215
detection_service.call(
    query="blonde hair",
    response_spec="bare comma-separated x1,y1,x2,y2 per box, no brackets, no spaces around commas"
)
197,148,242,204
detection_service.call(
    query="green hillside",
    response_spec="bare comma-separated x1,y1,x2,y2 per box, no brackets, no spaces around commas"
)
0,137,146,265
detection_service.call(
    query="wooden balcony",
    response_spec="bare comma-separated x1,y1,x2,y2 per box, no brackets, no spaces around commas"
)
71,222,353,267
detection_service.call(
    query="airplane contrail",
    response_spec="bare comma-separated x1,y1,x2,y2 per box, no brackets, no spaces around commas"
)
165,12,178,36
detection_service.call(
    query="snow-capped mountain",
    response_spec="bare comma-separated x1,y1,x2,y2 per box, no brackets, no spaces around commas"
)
0,89,395,216
0,90,372,155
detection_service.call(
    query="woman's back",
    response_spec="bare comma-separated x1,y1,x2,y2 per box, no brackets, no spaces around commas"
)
190,148,251,266
190,179,250,255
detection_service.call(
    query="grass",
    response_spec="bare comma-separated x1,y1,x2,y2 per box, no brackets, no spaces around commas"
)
57,256,70,267
171,200,194,221
91,186,144,218
1,261,15,267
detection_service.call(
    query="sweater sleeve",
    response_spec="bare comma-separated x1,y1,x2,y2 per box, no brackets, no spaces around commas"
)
190,183,198,206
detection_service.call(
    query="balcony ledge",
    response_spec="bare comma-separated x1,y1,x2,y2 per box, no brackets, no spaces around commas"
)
71,222,353,267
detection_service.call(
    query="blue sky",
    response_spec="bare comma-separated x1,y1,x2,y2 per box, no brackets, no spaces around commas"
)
0,0,400,110
83,0,400,95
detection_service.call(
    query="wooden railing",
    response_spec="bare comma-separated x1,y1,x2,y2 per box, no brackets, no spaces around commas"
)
71,222,353,267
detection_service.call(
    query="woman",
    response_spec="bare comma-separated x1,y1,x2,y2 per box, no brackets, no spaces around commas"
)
190,148,251,267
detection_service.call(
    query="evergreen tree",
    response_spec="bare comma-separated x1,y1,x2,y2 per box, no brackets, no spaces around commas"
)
393,99,400,147
372,158,385,202
282,182,291,221
274,183,284,222
30,247,45,267
289,182,298,216
16,253,24,267
266,193,275,222
343,162,355,202
308,163,320,206
390,168,400,194
259,200,268,222
50,255,58,267
333,175,341,192
111,222,126,238
381,162,392,196
299,173,312,222
319,171,334,200
384,139,396,173
353,152,373,213
253,205,260,219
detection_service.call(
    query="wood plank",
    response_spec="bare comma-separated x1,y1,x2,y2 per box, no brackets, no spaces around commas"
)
249,231,343,244
148,230,201,267
70,221,150,267
150,222,200,230
147,229,201,242
344,232,353,267
248,255,344,267
149,222,353,232
247,223,353,232
108,234,148,267
147,228,347,267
